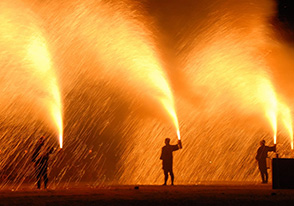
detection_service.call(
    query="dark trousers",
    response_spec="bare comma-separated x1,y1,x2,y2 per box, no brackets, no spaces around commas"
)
258,161,268,183
163,170,174,185
36,170,48,189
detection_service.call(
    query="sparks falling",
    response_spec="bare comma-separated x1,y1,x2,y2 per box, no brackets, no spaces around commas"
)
262,87,278,144
27,36,63,148
279,102,293,149
0,0,63,148
1,0,294,189
55,0,179,140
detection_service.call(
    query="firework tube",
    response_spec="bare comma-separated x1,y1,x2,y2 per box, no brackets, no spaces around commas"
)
273,143,278,158
178,140,182,149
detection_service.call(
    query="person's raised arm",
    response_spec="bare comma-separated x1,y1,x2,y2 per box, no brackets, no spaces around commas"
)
272,144,276,152
266,144,276,152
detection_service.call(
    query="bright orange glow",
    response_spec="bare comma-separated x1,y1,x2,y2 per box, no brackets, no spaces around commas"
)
27,36,63,148
266,109,277,144
59,133,63,149
2,0,294,187
160,98,180,139
279,102,293,149
177,129,181,140
60,0,179,139
185,36,279,144
0,0,63,148
259,84,278,144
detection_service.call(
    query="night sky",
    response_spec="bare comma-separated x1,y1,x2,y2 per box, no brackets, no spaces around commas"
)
277,0,294,31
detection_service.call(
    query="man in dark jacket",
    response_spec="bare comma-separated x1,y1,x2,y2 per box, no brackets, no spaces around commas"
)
160,138,182,185
255,140,276,183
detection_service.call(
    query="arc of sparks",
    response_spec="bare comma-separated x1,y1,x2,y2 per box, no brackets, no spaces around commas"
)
27,36,63,148
266,110,277,144
0,0,63,148
259,79,278,145
66,0,180,140
160,98,180,140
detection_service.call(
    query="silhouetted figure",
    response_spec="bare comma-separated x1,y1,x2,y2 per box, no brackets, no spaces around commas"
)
32,137,45,163
160,138,182,185
255,140,276,184
32,137,55,189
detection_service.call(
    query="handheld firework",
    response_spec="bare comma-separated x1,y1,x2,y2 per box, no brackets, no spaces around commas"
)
177,130,182,149
178,139,182,149
274,143,278,158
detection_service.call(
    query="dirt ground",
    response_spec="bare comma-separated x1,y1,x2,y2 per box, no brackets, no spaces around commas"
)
1,183,294,206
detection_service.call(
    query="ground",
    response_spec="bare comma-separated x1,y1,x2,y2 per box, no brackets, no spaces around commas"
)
1,183,294,206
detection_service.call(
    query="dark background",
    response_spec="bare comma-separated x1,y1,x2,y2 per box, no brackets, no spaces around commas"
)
276,0,294,39
277,0,294,29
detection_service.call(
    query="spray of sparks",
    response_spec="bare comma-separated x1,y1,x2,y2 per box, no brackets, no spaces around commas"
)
279,102,294,149
26,36,63,148
1,0,294,189
70,0,179,138
262,84,278,144
0,0,64,189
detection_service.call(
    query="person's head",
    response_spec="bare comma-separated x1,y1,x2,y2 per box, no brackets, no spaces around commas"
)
165,138,170,145
260,140,265,146
39,136,45,143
